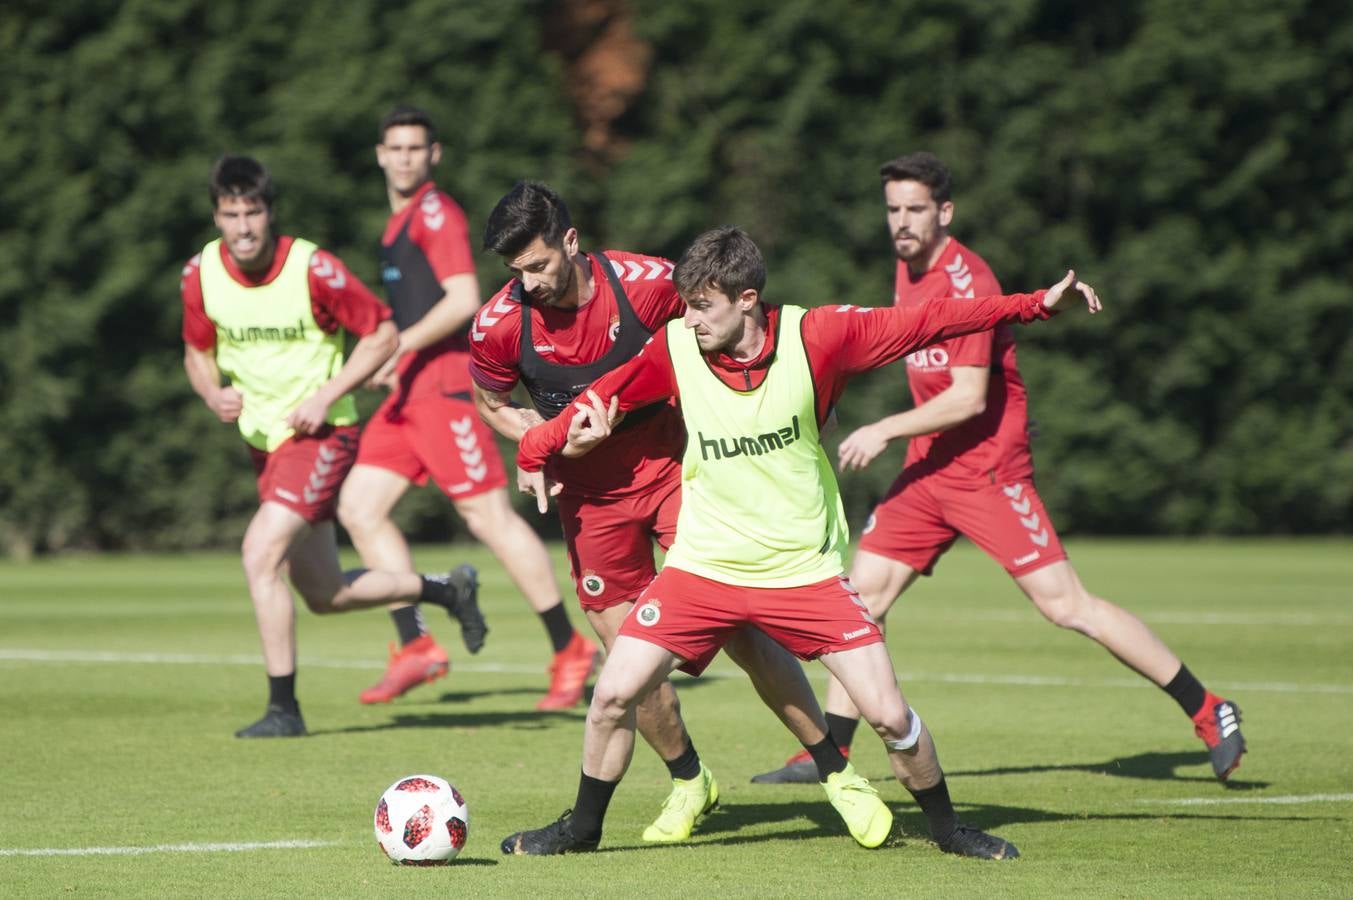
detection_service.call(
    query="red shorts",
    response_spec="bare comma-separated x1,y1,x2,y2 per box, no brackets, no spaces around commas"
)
858,473,1067,577
249,425,359,523
355,392,507,500
557,477,681,612
619,568,883,676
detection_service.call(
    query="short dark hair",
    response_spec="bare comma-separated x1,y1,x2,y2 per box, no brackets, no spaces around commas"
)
673,226,767,301
878,151,952,203
209,155,275,208
482,181,573,256
379,105,436,142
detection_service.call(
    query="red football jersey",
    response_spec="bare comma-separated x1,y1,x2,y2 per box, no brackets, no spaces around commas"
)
379,182,477,400
469,249,687,499
517,291,1054,473
894,237,1034,483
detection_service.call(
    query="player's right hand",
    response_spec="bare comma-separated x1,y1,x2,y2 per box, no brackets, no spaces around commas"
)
209,386,244,424
837,422,889,472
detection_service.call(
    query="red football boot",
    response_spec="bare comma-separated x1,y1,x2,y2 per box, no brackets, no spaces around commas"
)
536,632,600,710
359,635,450,704
1193,693,1246,780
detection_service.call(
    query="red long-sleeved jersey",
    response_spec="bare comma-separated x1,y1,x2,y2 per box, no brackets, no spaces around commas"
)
519,291,1051,471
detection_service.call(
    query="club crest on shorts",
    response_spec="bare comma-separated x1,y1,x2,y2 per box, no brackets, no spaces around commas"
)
862,512,877,534
635,599,661,626
581,571,605,597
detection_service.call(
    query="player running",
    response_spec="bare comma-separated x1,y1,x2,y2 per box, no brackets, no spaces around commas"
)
502,226,1101,857
180,155,481,738
473,184,843,845
752,152,1246,785
336,106,588,707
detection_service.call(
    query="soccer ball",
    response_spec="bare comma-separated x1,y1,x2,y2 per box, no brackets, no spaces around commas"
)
373,774,469,865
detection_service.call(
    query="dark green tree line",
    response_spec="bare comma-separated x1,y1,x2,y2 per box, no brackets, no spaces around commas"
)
1,0,1349,555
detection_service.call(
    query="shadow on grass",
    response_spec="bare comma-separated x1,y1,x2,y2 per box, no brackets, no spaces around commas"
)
430,686,580,704
892,801,1338,835
618,799,1334,851
944,750,1270,789
311,675,714,736
440,858,499,867
310,707,586,735
427,673,725,709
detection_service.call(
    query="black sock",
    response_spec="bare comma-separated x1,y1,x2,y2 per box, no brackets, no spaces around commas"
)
1163,663,1207,718
391,606,425,646
664,738,702,781
805,736,848,780
826,712,860,751
268,673,298,715
419,575,454,610
539,602,575,654
908,778,960,844
570,773,619,842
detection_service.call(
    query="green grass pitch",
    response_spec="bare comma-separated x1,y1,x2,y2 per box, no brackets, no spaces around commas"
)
2,539,1350,898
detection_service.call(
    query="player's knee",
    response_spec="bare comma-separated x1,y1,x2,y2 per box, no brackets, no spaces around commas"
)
589,675,638,724
1034,589,1089,631
870,703,916,747
240,533,280,581
879,706,923,751
335,492,375,536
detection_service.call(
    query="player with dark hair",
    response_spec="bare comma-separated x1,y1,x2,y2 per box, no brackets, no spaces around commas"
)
501,225,1101,857
473,184,849,845
334,107,589,706
752,152,1246,785
181,155,480,737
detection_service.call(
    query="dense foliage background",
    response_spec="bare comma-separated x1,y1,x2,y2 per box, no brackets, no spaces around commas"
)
2,0,1349,555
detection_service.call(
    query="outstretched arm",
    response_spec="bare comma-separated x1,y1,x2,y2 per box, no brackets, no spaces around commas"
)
824,270,1100,379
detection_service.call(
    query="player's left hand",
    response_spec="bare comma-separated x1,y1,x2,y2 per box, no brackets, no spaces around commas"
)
1042,269,1102,314
285,394,332,435
561,390,621,459
517,465,563,514
838,422,890,472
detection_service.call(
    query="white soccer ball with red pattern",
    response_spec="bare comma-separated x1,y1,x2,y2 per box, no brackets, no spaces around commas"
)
374,774,469,864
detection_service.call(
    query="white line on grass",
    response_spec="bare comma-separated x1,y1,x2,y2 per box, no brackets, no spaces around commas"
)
917,609,1353,627
1137,793,1353,807
0,839,337,857
3,648,1350,695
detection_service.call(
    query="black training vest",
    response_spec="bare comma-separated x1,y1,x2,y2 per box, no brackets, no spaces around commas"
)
517,252,656,422
379,211,466,335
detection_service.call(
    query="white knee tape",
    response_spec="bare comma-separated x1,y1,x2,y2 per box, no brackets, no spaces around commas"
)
884,708,923,751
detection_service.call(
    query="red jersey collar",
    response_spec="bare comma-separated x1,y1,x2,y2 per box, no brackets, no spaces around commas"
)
218,235,296,287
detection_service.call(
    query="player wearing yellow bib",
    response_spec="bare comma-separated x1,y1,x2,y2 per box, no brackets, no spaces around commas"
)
503,226,1102,858
181,156,485,738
